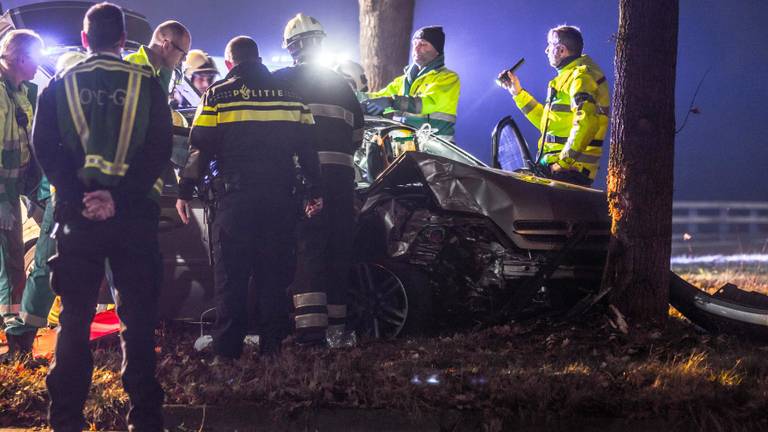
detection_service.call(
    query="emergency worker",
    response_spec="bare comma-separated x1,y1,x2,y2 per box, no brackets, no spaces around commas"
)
124,19,191,92
0,29,43,361
274,13,364,347
175,36,321,358
363,26,460,141
171,49,218,108
334,60,368,95
33,3,172,430
184,49,218,94
499,25,609,186
1,44,82,364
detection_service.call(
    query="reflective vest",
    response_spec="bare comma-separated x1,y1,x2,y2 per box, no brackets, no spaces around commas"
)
54,54,162,195
513,55,609,181
368,55,460,139
124,45,173,93
0,77,33,204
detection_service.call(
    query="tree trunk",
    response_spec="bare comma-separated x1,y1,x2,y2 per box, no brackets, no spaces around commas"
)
358,0,415,91
602,0,679,323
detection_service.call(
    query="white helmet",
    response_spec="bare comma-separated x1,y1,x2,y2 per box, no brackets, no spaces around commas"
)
334,60,368,92
283,13,326,55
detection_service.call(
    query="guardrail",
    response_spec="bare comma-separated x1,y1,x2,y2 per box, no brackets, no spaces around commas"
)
672,201,768,255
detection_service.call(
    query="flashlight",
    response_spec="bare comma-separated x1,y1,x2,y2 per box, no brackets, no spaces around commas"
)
496,58,525,87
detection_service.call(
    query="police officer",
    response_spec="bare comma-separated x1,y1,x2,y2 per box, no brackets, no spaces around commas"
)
175,36,321,358
33,3,172,431
499,25,610,186
274,13,364,347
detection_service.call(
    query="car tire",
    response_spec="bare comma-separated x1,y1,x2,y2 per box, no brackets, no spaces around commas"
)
348,261,433,338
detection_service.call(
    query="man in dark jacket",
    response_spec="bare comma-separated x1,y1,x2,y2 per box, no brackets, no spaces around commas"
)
176,35,321,357
32,3,172,431
274,13,363,347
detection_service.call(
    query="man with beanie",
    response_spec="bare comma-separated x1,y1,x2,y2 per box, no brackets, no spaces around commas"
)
363,26,460,141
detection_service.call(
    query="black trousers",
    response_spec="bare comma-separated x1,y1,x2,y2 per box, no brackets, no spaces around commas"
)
46,214,164,432
292,168,356,341
211,191,297,358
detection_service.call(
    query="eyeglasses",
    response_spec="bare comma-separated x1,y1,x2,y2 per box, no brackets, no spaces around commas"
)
167,39,188,60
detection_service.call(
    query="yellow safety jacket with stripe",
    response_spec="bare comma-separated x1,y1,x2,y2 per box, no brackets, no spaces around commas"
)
178,61,321,201
368,55,460,139
124,45,174,93
0,77,33,204
513,54,609,182
33,53,173,218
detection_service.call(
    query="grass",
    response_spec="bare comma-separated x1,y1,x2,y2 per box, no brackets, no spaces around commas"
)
2,267,768,431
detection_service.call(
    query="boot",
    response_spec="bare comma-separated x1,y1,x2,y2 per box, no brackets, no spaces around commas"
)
1,330,36,364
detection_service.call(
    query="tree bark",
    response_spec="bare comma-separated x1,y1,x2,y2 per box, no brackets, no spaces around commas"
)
602,0,679,323
358,0,415,91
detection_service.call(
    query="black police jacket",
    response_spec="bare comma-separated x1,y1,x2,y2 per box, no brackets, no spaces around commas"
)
273,63,364,170
178,61,320,201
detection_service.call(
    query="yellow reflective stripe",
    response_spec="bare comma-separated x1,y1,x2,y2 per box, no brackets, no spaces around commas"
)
307,103,355,127
318,151,354,167
64,73,90,151
521,99,538,114
0,304,20,314
327,304,347,319
19,311,48,328
295,313,328,329
115,70,142,169
72,59,152,77
152,177,164,194
193,111,218,127
216,100,307,110
549,103,571,113
84,154,129,176
218,109,314,124
293,292,327,308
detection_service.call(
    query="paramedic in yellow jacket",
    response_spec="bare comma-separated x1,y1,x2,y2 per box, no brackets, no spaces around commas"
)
363,26,460,141
499,25,609,187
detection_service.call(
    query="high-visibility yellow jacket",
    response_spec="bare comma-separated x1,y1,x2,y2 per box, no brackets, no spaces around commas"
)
513,55,609,182
0,77,33,204
124,45,173,93
368,55,460,139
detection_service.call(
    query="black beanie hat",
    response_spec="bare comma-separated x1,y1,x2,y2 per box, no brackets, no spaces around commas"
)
413,26,445,55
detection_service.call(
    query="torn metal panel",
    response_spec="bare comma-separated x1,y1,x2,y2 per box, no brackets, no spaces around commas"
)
364,152,611,252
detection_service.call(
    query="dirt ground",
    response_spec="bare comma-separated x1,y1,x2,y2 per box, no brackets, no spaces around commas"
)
2,268,767,431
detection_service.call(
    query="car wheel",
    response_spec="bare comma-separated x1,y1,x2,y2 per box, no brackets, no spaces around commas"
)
348,262,432,339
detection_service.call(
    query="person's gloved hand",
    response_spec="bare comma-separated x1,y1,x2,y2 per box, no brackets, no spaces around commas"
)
362,97,393,116
0,201,16,231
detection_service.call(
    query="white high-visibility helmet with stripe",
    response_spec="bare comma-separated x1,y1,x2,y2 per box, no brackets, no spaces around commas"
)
283,13,326,56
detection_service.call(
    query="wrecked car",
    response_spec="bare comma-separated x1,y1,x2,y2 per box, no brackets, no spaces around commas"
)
7,2,767,341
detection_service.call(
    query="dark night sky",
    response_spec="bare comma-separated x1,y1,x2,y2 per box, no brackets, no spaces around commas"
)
4,0,767,201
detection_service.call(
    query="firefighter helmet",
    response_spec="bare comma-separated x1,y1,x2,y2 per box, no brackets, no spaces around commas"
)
282,13,326,55
183,49,219,80
334,60,368,92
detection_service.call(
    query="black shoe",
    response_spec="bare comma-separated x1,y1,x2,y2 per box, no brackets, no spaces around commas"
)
5,331,35,354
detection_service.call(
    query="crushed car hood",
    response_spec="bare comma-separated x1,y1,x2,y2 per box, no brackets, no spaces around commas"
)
363,152,611,251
